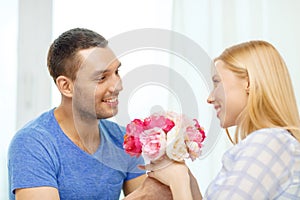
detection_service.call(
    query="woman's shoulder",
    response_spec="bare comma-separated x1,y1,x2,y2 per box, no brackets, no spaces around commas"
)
229,128,300,157
245,128,298,145
221,128,300,177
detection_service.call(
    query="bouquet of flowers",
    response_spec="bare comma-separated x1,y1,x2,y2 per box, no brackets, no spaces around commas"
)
123,111,206,162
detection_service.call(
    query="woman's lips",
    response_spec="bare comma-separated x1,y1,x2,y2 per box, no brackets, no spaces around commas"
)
214,105,221,118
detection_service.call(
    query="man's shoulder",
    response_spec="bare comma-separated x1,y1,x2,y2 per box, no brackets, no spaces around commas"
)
21,108,55,128
12,109,57,143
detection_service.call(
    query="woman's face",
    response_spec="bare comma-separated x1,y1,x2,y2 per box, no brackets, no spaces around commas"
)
207,60,249,128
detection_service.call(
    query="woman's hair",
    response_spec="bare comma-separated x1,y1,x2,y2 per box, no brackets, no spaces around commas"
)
215,40,300,143
47,28,108,82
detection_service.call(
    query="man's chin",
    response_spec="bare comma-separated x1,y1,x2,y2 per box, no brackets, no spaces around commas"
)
96,109,118,119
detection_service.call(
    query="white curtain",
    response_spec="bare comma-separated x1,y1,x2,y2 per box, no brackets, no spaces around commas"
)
171,0,300,100
171,0,300,192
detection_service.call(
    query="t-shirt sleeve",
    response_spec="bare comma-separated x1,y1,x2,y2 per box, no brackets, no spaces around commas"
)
125,155,145,181
8,128,58,196
98,120,146,181
204,129,295,199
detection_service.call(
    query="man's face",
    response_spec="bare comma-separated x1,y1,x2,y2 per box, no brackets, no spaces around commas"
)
72,47,123,119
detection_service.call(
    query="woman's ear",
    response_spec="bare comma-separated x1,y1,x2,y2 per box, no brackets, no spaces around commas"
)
245,77,250,94
55,76,73,98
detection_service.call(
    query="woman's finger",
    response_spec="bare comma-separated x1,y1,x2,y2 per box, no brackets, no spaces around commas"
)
137,165,146,170
138,159,175,171
147,171,155,178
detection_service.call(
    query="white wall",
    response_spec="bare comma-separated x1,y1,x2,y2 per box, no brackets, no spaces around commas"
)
17,0,53,129
0,1,18,199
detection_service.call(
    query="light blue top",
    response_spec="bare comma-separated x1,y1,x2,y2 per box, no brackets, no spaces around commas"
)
8,108,145,200
205,128,300,199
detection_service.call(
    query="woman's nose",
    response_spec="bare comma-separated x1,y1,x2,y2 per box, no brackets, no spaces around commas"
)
207,93,215,104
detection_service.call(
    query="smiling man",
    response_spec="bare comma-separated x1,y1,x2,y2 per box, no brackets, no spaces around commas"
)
8,28,146,200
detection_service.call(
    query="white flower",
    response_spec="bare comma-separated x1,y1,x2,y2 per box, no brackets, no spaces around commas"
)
166,125,189,161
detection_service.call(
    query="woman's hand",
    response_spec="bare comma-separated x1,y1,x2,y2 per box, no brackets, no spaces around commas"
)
140,156,201,200
144,158,189,186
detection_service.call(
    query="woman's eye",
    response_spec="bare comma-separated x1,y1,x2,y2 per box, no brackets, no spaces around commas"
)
213,79,220,87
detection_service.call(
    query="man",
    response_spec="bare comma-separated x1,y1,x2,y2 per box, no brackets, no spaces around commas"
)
8,28,146,200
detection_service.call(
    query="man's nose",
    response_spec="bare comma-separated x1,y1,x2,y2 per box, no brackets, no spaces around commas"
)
109,76,123,93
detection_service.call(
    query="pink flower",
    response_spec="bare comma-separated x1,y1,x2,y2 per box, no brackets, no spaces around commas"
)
143,114,175,133
123,119,144,157
140,128,167,161
123,112,206,162
126,119,144,137
123,134,142,157
193,119,206,142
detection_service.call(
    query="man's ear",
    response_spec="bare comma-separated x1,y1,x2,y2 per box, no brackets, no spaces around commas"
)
55,76,73,98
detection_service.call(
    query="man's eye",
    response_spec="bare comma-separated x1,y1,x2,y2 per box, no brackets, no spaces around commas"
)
115,69,119,75
97,76,106,82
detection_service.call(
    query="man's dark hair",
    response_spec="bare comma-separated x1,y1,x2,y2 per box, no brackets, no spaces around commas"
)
47,28,108,82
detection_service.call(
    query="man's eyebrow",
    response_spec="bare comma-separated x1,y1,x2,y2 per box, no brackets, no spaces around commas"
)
92,62,121,76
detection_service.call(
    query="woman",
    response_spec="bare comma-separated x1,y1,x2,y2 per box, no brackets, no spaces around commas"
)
147,40,300,199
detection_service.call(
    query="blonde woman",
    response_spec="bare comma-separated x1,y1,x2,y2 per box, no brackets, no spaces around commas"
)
147,41,300,199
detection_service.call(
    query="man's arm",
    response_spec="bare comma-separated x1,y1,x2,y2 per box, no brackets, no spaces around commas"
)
123,174,147,196
15,187,60,200
123,177,173,200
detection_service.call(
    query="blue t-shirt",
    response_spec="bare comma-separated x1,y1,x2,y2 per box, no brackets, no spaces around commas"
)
8,109,145,200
